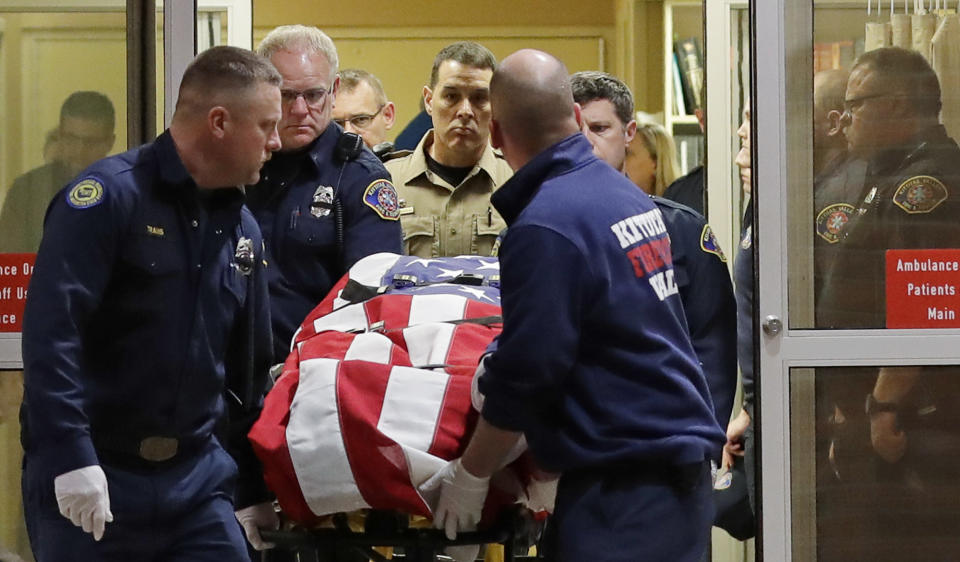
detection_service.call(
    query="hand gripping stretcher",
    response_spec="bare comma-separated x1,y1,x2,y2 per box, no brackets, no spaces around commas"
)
248,253,554,561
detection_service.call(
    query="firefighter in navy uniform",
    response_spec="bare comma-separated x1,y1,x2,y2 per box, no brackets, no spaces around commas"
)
425,50,723,562
250,25,402,362
20,47,280,561
816,47,960,561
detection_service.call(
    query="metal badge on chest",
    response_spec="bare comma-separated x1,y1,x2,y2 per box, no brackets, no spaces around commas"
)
311,185,335,218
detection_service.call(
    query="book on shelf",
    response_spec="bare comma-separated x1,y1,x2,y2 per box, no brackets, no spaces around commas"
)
674,36,704,115
671,51,687,116
813,40,858,72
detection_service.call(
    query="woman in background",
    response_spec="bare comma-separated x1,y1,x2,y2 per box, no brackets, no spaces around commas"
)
625,121,680,196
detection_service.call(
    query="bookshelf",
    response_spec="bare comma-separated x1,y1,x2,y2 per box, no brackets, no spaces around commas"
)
662,0,704,175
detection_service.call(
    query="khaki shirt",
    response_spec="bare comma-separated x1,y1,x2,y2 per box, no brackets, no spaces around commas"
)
385,130,513,258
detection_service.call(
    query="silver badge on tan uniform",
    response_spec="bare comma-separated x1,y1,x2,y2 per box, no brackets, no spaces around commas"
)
311,185,334,218
234,237,255,276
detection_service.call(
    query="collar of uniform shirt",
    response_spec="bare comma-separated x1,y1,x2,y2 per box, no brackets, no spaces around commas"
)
490,133,589,225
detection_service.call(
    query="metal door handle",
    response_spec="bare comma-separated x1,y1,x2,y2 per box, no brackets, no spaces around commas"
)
762,315,782,336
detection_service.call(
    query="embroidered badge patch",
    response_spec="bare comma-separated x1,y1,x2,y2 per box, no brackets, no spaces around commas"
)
700,224,727,262
363,179,400,220
66,178,104,209
893,175,948,214
816,203,855,243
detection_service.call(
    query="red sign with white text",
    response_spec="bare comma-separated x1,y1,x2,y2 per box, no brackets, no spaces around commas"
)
0,253,35,332
886,249,960,328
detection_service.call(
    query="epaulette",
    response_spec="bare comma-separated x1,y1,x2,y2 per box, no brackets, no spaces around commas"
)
380,149,414,163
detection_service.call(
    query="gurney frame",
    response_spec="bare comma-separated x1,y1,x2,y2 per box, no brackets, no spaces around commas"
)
260,507,541,562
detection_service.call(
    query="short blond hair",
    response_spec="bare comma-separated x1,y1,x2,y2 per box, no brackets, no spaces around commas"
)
257,24,338,81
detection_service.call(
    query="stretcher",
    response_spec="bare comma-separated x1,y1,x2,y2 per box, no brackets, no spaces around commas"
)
260,506,541,561
248,253,554,561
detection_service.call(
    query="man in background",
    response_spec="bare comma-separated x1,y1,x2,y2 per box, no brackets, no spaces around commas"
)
571,69,737,434
332,68,397,158
816,46,960,561
0,91,115,252
384,41,513,258
250,25,402,363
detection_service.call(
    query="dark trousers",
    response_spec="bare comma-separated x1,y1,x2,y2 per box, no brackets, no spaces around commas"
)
23,439,250,562
543,460,713,562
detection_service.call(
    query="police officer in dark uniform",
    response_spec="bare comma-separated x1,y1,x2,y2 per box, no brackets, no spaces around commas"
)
250,25,402,362
816,46,960,561
20,46,281,561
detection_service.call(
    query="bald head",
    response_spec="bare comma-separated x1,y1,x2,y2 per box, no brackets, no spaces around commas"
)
814,68,848,117
490,49,580,168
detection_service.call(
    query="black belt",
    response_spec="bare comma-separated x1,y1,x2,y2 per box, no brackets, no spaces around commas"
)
92,431,209,469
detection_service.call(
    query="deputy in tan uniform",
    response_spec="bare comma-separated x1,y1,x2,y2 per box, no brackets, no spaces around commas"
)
385,41,513,258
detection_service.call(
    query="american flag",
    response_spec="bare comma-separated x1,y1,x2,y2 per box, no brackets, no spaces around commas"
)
249,253,523,525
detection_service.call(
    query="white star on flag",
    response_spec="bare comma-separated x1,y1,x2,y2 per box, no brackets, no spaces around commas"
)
476,260,500,270
409,258,439,267
459,286,494,302
435,268,464,280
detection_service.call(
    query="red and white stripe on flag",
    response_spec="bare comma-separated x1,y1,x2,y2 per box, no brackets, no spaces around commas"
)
249,254,503,525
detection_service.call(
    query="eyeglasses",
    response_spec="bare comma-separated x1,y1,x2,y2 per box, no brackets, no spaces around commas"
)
280,88,329,107
333,105,385,130
842,92,896,114
59,132,113,145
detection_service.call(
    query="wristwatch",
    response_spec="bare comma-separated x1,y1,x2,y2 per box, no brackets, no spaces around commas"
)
865,393,899,416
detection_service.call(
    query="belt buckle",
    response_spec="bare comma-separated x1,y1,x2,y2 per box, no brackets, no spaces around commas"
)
138,436,178,462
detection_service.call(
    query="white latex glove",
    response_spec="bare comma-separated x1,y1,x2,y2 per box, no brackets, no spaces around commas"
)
425,458,490,540
470,357,487,411
235,501,279,551
444,544,481,562
54,465,113,541
523,476,558,514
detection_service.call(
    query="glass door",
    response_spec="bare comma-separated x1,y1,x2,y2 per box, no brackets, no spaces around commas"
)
0,2,250,558
755,1,960,559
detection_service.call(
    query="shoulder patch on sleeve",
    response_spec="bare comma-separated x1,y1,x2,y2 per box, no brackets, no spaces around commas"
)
816,203,855,243
892,175,948,214
66,177,105,209
700,224,727,262
363,179,400,220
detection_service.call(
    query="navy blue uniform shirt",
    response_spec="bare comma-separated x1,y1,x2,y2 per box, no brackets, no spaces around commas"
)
21,130,273,506
654,196,737,428
247,124,402,361
663,164,706,215
735,205,755,411
818,125,960,329
479,134,724,473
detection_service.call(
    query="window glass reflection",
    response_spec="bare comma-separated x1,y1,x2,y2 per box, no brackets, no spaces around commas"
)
812,5,960,330
797,365,960,560
0,12,126,255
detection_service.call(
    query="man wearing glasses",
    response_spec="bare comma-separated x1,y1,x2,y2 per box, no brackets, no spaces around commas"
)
249,25,402,365
817,46,960,561
0,91,115,252
332,68,397,159
384,41,513,258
